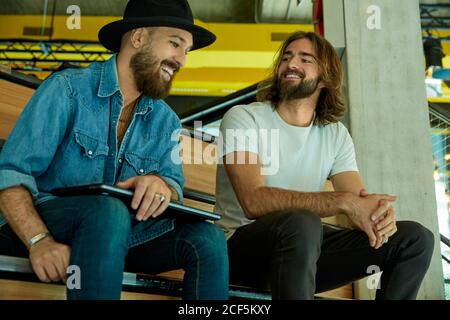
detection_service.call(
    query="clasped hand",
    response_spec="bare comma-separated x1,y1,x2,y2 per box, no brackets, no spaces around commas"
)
347,189,398,249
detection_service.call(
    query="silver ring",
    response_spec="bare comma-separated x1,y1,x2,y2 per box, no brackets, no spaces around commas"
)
384,237,389,244
156,193,165,202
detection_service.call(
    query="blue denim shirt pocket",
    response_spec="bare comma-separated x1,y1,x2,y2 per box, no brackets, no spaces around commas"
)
119,153,160,181
75,132,109,158
56,130,109,186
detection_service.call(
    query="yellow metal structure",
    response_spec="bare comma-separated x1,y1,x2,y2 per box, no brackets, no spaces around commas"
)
1,15,449,98
0,15,312,96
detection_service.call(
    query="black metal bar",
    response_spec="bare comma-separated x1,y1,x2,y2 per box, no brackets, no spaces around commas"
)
180,84,258,126
184,188,216,205
181,89,257,124
423,36,450,43
180,125,217,143
0,39,105,45
2,66,70,73
443,254,450,264
420,4,450,9
0,58,105,62
442,233,450,248
0,67,41,89
0,40,111,66
422,24,450,30
0,49,111,55
421,17,450,22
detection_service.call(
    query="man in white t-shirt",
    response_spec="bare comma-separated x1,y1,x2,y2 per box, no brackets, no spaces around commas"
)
215,31,434,300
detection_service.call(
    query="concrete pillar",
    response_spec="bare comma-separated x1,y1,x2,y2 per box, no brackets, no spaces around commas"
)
323,0,445,299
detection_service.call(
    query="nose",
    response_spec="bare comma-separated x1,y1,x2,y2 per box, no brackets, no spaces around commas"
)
287,57,299,70
175,50,187,68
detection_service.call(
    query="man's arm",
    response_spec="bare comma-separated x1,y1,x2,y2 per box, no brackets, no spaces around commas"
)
329,171,364,195
0,74,74,282
0,187,48,248
224,152,394,247
225,153,348,219
330,171,398,249
0,187,70,282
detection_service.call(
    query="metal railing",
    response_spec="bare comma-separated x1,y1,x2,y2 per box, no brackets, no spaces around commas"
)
429,101,450,299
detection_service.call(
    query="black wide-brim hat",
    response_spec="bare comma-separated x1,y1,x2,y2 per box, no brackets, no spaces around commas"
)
98,0,216,52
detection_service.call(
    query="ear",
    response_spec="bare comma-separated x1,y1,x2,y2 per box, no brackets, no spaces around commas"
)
318,81,326,89
130,28,146,49
317,74,326,89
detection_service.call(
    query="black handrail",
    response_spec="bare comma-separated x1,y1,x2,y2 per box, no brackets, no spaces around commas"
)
180,126,217,144
442,234,450,248
180,83,258,126
420,4,450,9
184,188,216,205
0,67,41,89
441,234,450,265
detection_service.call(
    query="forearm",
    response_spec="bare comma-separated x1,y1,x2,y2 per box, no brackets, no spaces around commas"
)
169,186,179,201
0,186,49,249
244,186,349,219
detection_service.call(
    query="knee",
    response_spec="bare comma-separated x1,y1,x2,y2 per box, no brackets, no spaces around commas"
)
396,221,435,261
80,196,132,240
192,222,228,258
83,196,130,221
178,222,228,266
271,209,323,245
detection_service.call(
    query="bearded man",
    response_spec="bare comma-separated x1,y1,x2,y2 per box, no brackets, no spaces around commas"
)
0,0,228,300
215,31,434,300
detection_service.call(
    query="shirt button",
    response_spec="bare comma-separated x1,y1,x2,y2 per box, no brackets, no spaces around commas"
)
118,159,123,164
88,150,93,156
139,169,144,174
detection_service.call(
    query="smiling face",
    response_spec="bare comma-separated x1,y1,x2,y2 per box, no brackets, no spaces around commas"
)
129,27,193,99
276,38,323,101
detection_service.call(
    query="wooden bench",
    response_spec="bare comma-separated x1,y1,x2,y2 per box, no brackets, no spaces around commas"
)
0,254,276,300
0,77,353,300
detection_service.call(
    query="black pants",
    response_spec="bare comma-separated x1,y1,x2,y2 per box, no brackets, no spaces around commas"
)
227,209,435,300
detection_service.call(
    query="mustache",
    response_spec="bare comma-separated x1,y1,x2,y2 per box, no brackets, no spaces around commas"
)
161,59,181,74
281,70,305,79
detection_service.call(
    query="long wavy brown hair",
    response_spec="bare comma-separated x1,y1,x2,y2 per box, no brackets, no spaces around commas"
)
257,31,345,126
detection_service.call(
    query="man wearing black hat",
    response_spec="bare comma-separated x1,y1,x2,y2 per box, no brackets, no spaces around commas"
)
0,0,228,300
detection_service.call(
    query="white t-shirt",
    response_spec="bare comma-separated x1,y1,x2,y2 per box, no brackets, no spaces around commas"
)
214,101,358,239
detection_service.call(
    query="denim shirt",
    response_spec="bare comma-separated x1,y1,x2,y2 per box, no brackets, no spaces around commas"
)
0,55,184,247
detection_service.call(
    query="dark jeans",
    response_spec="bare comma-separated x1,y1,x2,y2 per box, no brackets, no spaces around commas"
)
227,209,435,300
0,195,229,300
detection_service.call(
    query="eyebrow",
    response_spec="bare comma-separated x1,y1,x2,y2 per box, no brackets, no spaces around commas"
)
283,50,317,61
169,35,193,51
